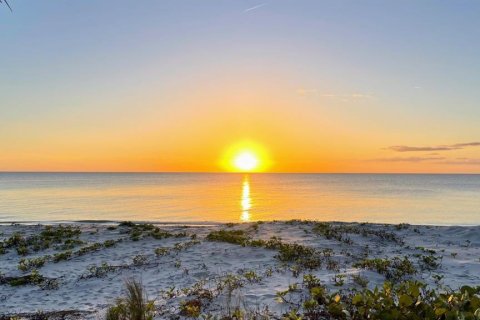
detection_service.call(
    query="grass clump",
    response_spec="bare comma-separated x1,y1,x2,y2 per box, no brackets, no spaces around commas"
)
206,230,248,245
105,278,155,320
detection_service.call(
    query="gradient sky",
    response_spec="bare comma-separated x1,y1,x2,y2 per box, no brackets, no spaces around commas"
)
1,0,480,173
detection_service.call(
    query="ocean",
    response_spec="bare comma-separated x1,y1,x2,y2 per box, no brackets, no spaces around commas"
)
0,173,479,225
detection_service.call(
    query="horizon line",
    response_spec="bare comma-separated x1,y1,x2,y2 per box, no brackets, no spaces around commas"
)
1,171,479,175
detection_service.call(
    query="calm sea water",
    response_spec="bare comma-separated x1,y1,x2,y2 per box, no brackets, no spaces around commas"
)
0,173,479,225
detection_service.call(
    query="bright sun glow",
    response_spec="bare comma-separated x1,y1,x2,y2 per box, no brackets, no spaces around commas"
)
233,152,259,172
220,141,271,172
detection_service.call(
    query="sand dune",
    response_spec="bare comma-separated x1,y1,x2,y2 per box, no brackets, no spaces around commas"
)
1,221,479,319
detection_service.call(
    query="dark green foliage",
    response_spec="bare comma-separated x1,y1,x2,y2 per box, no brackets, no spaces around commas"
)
206,230,248,245
0,225,82,255
57,238,85,250
18,256,50,271
104,239,117,247
119,221,136,227
82,262,117,279
353,256,416,282
282,280,480,320
53,250,72,262
119,221,186,241
312,222,403,245
76,243,102,256
0,269,46,287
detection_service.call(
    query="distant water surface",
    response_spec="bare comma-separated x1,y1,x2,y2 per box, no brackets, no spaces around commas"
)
0,173,479,225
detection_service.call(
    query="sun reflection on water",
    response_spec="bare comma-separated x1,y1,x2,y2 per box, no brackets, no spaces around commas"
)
240,175,251,221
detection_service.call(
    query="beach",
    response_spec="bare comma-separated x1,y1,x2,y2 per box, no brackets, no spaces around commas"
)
1,221,479,319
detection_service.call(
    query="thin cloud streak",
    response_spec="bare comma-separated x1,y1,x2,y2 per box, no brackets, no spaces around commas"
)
373,156,445,163
244,3,267,13
387,142,480,152
440,158,480,165
296,89,374,100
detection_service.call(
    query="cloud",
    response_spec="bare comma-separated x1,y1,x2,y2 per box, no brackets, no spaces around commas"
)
319,93,374,100
387,142,480,152
296,88,318,96
296,89,374,100
452,142,480,148
440,158,480,165
388,146,453,152
373,156,445,163
243,3,267,13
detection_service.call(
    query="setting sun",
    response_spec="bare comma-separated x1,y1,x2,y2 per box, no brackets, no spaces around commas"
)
233,151,259,172
220,141,271,172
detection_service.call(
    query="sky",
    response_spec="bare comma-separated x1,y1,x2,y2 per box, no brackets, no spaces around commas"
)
1,0,480,173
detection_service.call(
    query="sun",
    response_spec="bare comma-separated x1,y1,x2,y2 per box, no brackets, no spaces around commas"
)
233,151,259,172
220,140,271,172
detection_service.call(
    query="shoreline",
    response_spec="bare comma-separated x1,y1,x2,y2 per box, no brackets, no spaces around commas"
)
1,220,479,319
1,219,480,227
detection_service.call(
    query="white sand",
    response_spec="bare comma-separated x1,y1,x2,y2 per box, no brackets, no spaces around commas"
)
0,221,479,319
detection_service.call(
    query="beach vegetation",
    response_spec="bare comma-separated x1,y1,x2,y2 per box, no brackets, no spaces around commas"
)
206,229,248,245
77,242,102,256
18,256,50,271
180,299,202,318
303,274,322,289
132,254,149,266
351,273,369,288
104,239,117,247
242,270,262,283
0,225,82,255
332,274,346,286
52,250,72,262
154,247,169,256
81,262,117,279
105,278,155,320
353,256,416,282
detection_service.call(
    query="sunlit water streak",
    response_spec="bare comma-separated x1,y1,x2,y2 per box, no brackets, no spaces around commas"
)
240,175,251,222
0,173,479,225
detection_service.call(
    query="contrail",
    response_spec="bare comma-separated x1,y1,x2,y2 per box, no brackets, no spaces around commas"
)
1,0,13,11
243,3,267,13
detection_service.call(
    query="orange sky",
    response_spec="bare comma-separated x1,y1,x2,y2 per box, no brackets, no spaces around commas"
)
1,2,480,173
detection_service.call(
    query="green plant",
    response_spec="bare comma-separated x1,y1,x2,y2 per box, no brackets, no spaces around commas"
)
52,250,72,262
242,270,261,283
105,278,154,320
18,256,50,271
351,273,369,288
180,299,202,318
133,254,149,266
155,247,170,256
206,230,248,245
332,274,346,287
353,256,416,282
